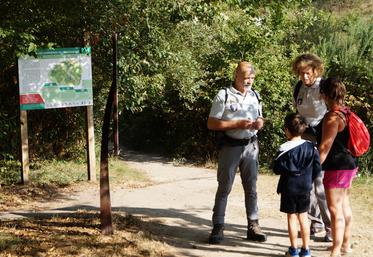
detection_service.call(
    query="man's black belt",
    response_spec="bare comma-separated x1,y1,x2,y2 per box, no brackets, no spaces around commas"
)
221,134,257,147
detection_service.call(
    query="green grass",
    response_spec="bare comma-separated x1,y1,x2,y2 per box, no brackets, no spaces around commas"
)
29,159,87,186
0,232,24,251
1,157,150,187
108,158,150,185
28,157,149,186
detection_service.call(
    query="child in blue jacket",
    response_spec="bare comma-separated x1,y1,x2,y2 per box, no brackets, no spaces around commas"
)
273,113,321,257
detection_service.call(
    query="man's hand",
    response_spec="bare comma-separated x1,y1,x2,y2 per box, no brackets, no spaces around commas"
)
208,117,263,131
252,117,264,130
236,120,254,129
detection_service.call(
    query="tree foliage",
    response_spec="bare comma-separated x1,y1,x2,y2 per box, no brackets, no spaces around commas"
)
0,0,372,182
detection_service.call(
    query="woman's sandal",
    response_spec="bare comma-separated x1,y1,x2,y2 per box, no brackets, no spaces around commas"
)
341,248,353,255
327,245,353,256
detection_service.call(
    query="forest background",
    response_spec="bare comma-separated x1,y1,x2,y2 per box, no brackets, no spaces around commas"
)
0,0,372,184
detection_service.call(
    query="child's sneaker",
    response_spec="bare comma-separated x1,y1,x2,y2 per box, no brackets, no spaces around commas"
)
285,247,299,257
299,247,311,257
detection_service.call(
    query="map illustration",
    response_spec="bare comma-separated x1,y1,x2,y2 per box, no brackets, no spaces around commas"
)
49,59,82,86
18,48,93,110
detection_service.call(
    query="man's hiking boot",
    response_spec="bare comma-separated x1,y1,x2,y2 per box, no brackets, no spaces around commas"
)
247,219,267,242
208,224,224,244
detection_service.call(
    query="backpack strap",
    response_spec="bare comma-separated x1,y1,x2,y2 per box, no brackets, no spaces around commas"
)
252,88,261,103
333,111,347,126
293,78,325,103
224,87,228,104
252,88,262,117
332,107,349,127
293,80,302,102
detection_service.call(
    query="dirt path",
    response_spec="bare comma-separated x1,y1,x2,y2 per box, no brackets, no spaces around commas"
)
114,152,331,257
2,151,372,256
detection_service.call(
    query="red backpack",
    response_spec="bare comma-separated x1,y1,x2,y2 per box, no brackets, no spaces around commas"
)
338,108,371,157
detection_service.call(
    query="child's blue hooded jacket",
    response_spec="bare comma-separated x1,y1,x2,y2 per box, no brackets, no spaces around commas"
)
273,140,321,195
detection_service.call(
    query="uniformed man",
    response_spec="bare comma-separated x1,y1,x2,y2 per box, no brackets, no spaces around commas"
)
207,61,267,244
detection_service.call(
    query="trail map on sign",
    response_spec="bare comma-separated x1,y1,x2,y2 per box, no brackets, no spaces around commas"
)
18,48,93,110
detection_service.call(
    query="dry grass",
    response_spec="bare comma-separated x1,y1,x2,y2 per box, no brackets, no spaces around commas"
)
350,176,373,224
316,0,373,18
0,183,77,212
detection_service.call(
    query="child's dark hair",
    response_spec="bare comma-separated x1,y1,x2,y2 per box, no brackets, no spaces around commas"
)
284,113,307,137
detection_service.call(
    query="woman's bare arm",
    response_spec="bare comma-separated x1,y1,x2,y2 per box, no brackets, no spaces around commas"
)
318,112,344,164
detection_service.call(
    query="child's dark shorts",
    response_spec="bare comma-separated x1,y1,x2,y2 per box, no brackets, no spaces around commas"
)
280,193,310,214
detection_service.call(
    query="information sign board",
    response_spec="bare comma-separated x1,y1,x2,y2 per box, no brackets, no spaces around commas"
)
18,47,93,110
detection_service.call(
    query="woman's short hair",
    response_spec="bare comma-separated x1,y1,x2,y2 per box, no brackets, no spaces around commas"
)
284,113,307,137
320,77,346,105
292,53,324,77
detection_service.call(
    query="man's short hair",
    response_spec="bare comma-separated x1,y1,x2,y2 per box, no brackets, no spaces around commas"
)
234,61,255,80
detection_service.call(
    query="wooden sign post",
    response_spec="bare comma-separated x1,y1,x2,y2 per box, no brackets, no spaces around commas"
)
20,110,29,184
86,105,96,181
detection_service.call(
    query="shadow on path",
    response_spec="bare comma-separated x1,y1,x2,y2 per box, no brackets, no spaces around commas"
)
120,150,172,165
7,204,289,257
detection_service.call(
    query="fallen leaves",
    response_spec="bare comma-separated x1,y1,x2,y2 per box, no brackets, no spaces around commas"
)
0,211,174,257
